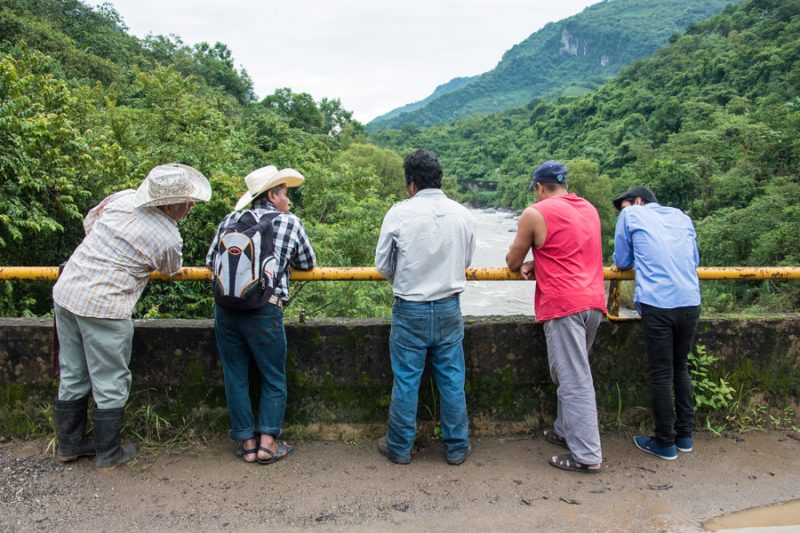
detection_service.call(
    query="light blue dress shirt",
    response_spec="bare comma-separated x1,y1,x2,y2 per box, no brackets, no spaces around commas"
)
375,188,476,301
613,203,701,309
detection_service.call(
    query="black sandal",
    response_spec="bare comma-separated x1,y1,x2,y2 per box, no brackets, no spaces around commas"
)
544,429,569,450
548,453,601,474
235,441,257,463
256,441,294,465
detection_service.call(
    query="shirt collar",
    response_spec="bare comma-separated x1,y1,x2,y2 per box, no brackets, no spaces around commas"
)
252,198,278,212
413,188,445,198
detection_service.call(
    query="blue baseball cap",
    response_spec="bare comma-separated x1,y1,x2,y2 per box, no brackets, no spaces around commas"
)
528,160,568,190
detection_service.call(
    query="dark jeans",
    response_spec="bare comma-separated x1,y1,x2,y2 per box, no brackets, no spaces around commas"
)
214,304,287,441
640,303,701,447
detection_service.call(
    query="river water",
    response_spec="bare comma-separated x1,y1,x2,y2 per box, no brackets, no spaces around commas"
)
460,208,534,316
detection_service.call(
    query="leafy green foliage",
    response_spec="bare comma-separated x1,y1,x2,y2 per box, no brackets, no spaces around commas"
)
689,345,735,410
688,345,735,435
0,0,402,318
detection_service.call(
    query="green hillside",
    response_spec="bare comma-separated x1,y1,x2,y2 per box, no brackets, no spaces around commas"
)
368,0,735,131
370,75,478,124
0,0,404,319
372,0,800,311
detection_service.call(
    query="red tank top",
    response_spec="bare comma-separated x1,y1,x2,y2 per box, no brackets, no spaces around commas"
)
531,193,607,321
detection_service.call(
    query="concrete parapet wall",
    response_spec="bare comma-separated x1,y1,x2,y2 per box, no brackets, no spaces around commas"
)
2,316,799,435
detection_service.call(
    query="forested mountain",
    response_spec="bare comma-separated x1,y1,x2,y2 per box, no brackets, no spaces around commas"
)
372,0,800,311
370,75,478,123
367,0,735,131
0,0,405,319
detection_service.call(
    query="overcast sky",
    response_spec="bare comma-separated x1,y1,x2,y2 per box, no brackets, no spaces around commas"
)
86,0,599,123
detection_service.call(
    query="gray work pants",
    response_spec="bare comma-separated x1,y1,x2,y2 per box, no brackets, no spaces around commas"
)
55,304,134,409
543,309,603,465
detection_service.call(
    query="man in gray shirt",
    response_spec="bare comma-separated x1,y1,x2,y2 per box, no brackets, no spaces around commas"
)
375,149,476,465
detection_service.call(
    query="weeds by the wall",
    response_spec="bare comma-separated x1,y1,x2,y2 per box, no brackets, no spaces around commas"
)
690,344,798,436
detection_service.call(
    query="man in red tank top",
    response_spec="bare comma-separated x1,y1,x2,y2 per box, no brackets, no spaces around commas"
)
506,161,607,474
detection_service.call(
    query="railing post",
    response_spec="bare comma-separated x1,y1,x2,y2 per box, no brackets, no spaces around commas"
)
606,280,621,319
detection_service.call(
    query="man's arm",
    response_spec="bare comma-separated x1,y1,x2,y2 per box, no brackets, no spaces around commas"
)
374,212,396,282
290,219,316,270
690,224,700,269
159,243,183,276
506,207,544,277
465,215,477,268
612,212,634,269
205,217,228,269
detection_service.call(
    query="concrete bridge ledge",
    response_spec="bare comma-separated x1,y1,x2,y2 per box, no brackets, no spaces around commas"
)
1,316,799,436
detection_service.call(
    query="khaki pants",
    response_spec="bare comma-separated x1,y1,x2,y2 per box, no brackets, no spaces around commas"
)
54,304,134,409
543,309,603,465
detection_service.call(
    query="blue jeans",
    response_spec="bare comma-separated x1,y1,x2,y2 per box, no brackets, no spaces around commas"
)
386,296,469,461
214,304,287,441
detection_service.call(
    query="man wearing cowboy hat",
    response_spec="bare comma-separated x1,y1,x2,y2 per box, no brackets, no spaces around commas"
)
52,163,211,471
206,165,315,465
612,186,701,461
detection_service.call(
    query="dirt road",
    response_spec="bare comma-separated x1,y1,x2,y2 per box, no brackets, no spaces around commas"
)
2,431,799,531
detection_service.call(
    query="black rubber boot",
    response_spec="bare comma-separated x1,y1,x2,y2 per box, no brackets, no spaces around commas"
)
54,396,95,462
94,407,137,472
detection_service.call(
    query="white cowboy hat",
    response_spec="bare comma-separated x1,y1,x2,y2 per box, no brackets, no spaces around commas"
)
234,165,305,211
133,163,212,208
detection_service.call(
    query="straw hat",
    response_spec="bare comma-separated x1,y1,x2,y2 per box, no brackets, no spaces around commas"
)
133,163,212,208
234,166,305,211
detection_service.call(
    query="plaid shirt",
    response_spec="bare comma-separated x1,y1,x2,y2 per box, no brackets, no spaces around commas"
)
53,190,183,319
206,199,315,302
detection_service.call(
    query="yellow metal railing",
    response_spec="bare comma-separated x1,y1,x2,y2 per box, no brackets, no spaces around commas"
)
2,266,799,319
2,266,800,282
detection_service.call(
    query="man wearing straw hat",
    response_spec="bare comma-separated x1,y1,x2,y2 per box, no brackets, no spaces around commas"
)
206,165,315,465
52,163,212,471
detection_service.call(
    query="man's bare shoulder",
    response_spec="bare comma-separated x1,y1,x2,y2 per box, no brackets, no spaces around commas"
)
520,205,543,223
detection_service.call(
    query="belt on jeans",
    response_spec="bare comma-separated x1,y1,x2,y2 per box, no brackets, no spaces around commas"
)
395,293,459,303
267,294,285,310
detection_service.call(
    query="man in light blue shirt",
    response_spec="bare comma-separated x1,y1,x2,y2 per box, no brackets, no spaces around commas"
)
375,149,476,465
613,186,701,461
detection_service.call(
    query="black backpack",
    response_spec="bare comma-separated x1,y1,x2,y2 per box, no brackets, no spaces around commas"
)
211,211,280,310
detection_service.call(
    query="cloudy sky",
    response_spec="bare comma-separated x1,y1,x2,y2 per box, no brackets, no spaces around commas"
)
86,0,599,122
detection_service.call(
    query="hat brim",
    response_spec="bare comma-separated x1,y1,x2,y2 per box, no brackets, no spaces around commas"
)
234,169,304,210
133,168,212,209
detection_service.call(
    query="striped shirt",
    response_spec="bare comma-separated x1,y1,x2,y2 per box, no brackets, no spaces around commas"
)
205,199,315,302
53,190,184,319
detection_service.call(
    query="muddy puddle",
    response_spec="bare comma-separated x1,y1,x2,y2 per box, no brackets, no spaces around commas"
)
703,499,800,531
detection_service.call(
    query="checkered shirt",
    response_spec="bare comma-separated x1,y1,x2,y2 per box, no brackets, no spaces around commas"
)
53,190,184,319
206,199,316,302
